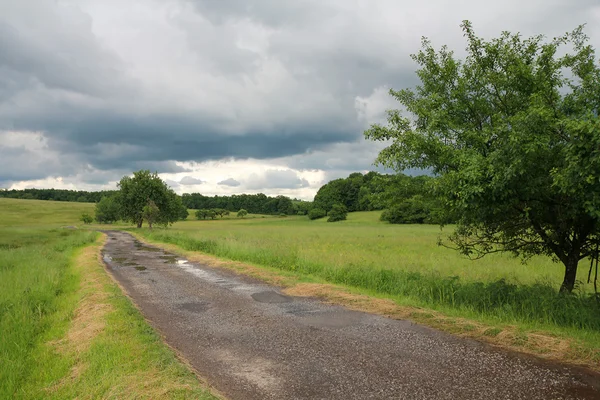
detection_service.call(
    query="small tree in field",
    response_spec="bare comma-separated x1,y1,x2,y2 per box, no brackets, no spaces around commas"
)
327,203,347,222
308,208,326,220
80,213,93,224
365,22,600,292
237,209,248,218
95,195,120,224
117,170,183,228
142,200,160,229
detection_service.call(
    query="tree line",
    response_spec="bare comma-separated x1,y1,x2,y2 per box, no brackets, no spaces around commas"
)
181,193,302,215
0,188,118,203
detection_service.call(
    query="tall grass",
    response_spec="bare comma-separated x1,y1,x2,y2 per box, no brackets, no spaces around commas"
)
0,228,97,398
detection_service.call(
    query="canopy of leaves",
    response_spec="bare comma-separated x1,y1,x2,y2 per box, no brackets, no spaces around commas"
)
327,203,347,222
117,170,183,228
308,208,326,220
365,21,600,292
94,195,120,224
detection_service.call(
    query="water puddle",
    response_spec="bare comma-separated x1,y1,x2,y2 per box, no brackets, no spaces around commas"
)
160,255,179,263
251,291,293,304
179,301,209,313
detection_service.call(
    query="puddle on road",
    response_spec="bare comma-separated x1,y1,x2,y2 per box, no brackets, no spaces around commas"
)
252,291,293,304
159,255,179,263
134,266,147,271
179,301,210,313
133,241,162,252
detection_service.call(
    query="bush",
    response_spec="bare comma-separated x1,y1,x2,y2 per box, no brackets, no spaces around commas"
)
327,203,347,222
380,195,437,224
237,209,248,218
308,208,326,220
80,213,93,224
95,195,120,224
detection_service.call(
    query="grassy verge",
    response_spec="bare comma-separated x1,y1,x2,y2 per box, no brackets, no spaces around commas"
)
132,218,600,370
0,227,219,399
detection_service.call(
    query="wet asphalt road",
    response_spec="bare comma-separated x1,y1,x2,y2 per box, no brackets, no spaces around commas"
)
102,231,600,400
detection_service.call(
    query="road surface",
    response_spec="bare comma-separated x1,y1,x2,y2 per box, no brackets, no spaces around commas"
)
101,231,600,400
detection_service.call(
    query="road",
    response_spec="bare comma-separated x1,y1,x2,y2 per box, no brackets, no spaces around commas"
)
101,231,600,400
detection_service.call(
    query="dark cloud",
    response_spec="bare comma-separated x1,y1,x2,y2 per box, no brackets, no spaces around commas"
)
218,178,241,187
179,176,205,185
0,0,598,189
245,169,309,190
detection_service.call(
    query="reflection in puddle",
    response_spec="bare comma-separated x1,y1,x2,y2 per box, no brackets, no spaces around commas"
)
160,255,179,264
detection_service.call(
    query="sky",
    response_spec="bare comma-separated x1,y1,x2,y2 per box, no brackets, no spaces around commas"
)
1,0,599,200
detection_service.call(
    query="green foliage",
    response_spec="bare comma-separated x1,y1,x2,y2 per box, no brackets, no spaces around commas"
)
195,209,208,220
0,188,118,203
80,213,93,224
181,192,295,215
327,203,347,222
380,195,445,224
94,195,120,224
117,170,182,228
178,204,189,221
293,200,313,215
308,208,326,220
365,22,600,292
142,200,161,229
237,209,248,218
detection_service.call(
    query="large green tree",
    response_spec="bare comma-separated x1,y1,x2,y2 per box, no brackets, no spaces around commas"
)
365,22,600,293
117,170,183,228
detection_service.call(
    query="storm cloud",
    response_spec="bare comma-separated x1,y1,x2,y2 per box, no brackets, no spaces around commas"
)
1,0,599,197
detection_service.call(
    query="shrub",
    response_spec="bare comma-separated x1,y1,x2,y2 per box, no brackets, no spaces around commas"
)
95,195,120,224
237,209,248,218
80,213,93,224
327,203,347,222
308,208,326,220
380,195,436,224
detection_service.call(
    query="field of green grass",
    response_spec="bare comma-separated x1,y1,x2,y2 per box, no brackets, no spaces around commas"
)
137,210,600,363
0,198,216,399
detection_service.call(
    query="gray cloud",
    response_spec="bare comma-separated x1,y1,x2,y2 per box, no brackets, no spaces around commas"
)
179,176,205,185
245,169,309,190
1,0,598,191
218,178,241,187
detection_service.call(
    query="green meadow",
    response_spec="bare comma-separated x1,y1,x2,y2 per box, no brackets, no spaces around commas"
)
0,198,217,399
138,210,600,363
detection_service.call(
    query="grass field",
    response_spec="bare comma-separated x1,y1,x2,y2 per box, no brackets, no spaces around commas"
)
136,210,600,365
0,198,217,399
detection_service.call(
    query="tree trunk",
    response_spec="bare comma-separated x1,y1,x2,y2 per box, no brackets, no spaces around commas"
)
560,256,579,293
148,221,152,230
137,220,143,228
